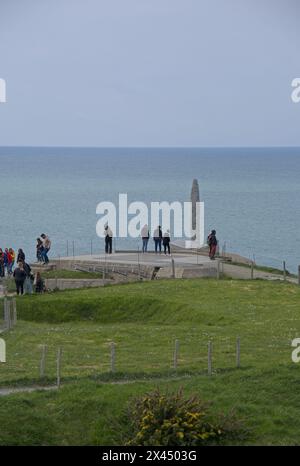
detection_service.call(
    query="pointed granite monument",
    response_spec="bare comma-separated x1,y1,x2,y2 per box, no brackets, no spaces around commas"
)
191,178,200,233
185,178,204,248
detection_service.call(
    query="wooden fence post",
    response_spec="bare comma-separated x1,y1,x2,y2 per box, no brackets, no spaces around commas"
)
5,299,11,330
298,266,300,286
251,262,254,280
283,261,286,281
12,298,17,326
236,337,240,368
40,345,47,378
56,347,62,388
137,247,141,280
7,299,13,329
208,341,212,376
3,298,7,329
171,258,175,278
173,339,179,370
110,342,115,372
3,279,7,297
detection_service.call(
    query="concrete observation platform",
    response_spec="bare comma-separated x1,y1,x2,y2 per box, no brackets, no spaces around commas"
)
51,250,219,280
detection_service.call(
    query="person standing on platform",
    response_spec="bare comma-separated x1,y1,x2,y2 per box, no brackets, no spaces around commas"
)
104,225,113,254
163,229,171,255
207,229,218,260
141,224,150,253
153,226,162,254
41,234,51,264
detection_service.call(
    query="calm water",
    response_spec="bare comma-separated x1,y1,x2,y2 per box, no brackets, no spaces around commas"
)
0,146,299,272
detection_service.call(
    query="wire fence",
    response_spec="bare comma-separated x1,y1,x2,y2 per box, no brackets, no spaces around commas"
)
0,292,299,391
0,334,294,388
219,239,298,275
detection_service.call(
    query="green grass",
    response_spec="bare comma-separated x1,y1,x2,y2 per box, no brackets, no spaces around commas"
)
1,368,300,446
1,278,300,445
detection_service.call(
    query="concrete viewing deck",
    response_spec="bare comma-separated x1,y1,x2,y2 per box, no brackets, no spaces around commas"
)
56,251,214,268
50,251,219,280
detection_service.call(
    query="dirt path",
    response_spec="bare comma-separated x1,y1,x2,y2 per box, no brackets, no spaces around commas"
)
222,263,297,284
0,386,58,396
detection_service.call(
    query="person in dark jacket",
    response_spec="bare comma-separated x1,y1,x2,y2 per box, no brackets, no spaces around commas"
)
34,272,45,293
17,248,25,263
22,261,33,294
13,262,27,295
0,249,4,277
104,225,113,254
153,226,163,254
36,238,44,262
163,229,171,255
207,230,218,260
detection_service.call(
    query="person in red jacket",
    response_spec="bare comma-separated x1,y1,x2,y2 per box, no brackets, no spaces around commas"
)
207,230,218,260
4,248,12,275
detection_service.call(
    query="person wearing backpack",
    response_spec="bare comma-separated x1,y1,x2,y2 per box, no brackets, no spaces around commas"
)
207,229,218,260
22,260,33,294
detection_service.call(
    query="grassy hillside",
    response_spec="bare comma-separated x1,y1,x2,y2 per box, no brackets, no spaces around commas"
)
1,278,300,445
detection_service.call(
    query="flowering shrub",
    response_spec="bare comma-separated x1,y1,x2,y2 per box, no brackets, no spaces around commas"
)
125,388,225,446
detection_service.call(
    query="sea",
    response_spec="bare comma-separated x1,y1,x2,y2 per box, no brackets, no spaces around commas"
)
0,146,299,273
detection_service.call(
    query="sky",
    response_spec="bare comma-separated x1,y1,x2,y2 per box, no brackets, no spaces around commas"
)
0,0,299,147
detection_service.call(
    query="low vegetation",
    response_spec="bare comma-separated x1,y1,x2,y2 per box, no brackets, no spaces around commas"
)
0,278,299,445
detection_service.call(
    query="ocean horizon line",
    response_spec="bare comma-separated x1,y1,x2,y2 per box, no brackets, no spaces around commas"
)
0,145,300,151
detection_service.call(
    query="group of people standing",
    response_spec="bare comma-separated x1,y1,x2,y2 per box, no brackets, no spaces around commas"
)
104,225,218,258
13,257,45,295
36,234,51,264
103,224,171,255
12,254,33,295
0,248,29,277
0,235,50,296
0,248,16,276
141,225,171,255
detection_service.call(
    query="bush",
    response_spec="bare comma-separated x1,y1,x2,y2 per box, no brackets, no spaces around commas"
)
124,388,242,446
